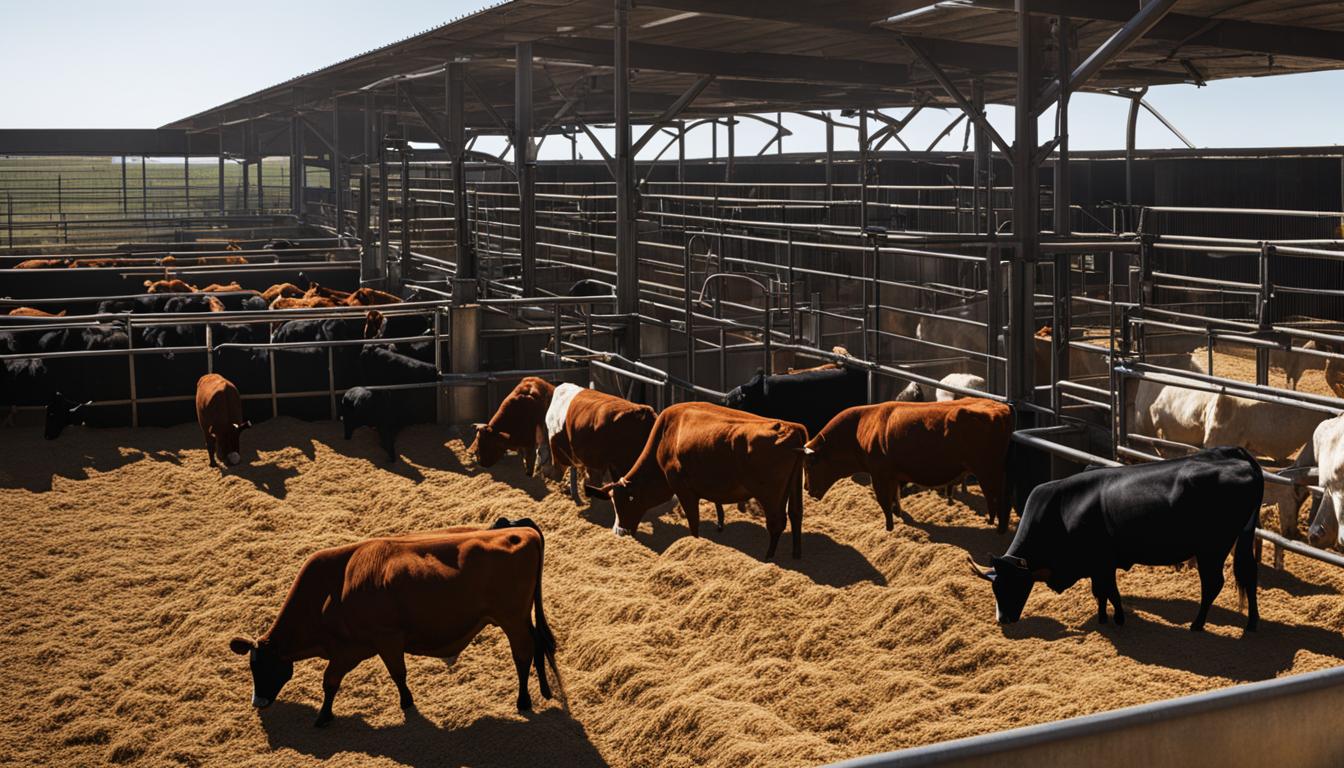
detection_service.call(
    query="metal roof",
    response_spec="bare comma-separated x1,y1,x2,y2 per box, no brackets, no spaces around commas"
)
163,0,1344,147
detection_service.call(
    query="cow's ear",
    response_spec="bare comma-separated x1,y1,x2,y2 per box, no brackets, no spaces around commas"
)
229,637,255,655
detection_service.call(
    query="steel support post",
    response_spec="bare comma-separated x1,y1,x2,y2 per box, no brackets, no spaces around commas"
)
726,116,735,182
450,305,485,422
295,115,305,220
448,62,477,303
1008,6,1046,407
614,0,641,360
1125,90,1142,210
183,133,191,211
825,120,835,225
255,122,264,211
1051,16,1073,418
515,42,537,296
1256,242,1275,386
972,81,987,235
141,155,148,219
398,141,411,291
121,155,129,215
332,95,342,234
216,133,225,214
378,113,390,285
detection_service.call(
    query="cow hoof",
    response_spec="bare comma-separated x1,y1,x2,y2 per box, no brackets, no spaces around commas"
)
1190,623,1205,633
517,697,532,713
1245,620,1258,633
314,712,333,728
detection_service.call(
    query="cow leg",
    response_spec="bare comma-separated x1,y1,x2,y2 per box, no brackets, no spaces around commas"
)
763,499,786,561
204,430,217,468
678,494,701,538
568,466,579,501
500,619,537,712
1191,556,1226,632
872,476,898,531
315,654,361,727
376,645,414,710
523,446,536,477
715,503,725,532
1090,578,1109,625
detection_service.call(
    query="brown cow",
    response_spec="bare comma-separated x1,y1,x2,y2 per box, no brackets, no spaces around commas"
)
7,307,65,317
803,398,1013,532
591,402,806,560
303,281,353,302
537,383,656,500
260,283,305,303
206,296,227,313
200,281,243,292
345,287,402,306
195,373,251,468
228,519,556,727
469,377,555,475
270,296,338,310
144,278,195,294
13,258,66,269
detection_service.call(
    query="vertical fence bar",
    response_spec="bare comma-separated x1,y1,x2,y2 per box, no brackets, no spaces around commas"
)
269,349,278,419
184,134,191,212
141,155,148,219
121,156,129,215
126,318,139,428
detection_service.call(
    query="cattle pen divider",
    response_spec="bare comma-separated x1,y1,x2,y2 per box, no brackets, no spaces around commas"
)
826,664,1344,768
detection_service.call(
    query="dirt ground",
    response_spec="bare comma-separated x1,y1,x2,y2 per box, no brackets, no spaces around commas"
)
2,419,1342,768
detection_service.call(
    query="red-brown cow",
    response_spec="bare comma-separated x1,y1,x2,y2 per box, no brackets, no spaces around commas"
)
591,402,807,560
200,281,243,293
803,398,1013,532
470,377,555,475
260,282,306,303
7,307,65,317
229,518,556,727
270,296,338,310
345,287,402,306
304,282,353,302
13,258,67,269
537,383,656,498
195,373,251,468
143,278,195,293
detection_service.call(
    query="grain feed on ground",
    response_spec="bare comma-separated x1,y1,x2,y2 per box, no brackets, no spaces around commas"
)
1,418,1342,768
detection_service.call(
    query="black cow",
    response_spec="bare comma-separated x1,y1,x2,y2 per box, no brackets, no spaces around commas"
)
263,238,299,250
359,345,437,425
723,365,867,437
568,279,614,297
162,295,216,313
969,446,1263,632
340,386,404,461
98,295,170,314
45,391,92,439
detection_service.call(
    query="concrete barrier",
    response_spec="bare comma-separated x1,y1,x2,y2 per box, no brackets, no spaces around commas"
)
828,665,1344,768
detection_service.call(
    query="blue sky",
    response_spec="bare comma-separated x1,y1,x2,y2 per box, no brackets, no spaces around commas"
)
3,0,1341,159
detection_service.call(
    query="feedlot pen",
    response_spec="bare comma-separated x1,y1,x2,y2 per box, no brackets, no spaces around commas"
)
6,0,1344,764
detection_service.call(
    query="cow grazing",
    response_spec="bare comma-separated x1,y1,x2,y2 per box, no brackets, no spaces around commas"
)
143,279,195,294
340,386,404,461
470,377,555,475
804,399,1013,532
195,374,251,468
537,383,656,500
1307,416,1344,550
345,287,402,306
7,307,65,317
723,364,867,437
229,519,556,726
590,402,806,560
969,446,1262,631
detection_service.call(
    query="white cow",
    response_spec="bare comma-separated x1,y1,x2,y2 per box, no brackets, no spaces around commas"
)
1307,415,1344,550
895,373,987,403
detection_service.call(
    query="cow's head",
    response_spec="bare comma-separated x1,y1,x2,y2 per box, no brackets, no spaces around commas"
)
468,422,512,467
363,310,385,340
228,637,293,709
44,392,91,440
1308,493,1342,549
723,370,767,413
588,478,657,537
339,389,367,440
215,420,252,466
894,380,925,402
800,438,838,500
968,554,1044,624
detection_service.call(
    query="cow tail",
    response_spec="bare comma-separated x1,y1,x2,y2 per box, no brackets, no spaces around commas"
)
520,519,559,692
788,451,804,559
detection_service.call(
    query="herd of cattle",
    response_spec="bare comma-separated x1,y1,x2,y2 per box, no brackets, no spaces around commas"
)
219,348,1327,726
5,273,1344,726
1,274,433,440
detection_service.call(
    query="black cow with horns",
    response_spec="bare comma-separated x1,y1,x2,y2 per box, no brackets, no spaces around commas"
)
969,446,1263,632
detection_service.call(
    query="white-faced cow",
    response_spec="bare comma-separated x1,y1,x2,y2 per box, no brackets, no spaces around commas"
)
229,518,556,727
970,446,1262,632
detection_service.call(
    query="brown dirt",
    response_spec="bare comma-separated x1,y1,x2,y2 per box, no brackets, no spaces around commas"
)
1195,346,1338,399
2,419,1343,768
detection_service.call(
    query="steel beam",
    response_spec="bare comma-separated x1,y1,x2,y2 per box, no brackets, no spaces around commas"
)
448,62,477,302
614,0,641,360
1036,0,1178,112
1052,15,1072,419
1008,4,1045,407
515,42,537,296
902,37,1014,161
